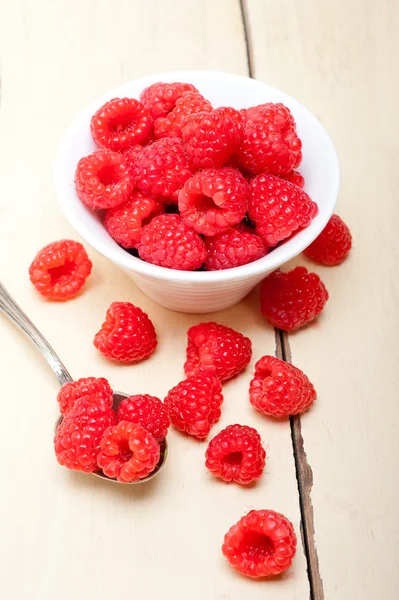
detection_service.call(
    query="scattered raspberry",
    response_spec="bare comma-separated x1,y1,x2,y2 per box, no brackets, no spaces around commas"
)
97,421,160,483
104,191,164,248
249,174,318,246
90,97,151,151
138,214,206,270
182,107,243,169
75,150,134,210
164,373,223,439
184,322,252,382
140,82,198,120
29,240,92,301
205,424,266,485
236,103,302,175
249,356,316,417
304,214,352,266
154,92,212,139
133,138,193,198
57,377,113,416
116,394,170,442
260,267,329,331
222,509,297,578
122,144,145,169
204,226,267,270
178,168,249,236
94,302,157,362
54,397,116,473
282,170,305,188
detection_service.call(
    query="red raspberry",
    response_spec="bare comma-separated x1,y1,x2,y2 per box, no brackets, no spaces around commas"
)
236,103,302,175
116,394,170,442
140,82,198,120
205,424,266,485
178,168,249,236
222,509,297,578
54,397,116,473
250,356,316,417
260,267,329,331
138,214,206,271
133,138,193,198
90,97,151,151
97,421,160,483
94,301,157,362
75,150,134,210
184,322,252,382
29,240,92,301
304,214,352,266
57,377,113,416
249,174,318,246
154,92,212,139
181,107,243,169
103,191,164,249
164,373,223,439
282,170,305,188
204,226,267,270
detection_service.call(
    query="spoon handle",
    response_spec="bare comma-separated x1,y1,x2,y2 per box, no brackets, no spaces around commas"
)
0,282,73,387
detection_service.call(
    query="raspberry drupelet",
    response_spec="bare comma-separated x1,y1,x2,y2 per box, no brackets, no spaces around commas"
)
29,240,92,301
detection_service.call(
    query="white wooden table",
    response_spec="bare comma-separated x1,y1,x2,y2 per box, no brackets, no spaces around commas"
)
0,1,398,598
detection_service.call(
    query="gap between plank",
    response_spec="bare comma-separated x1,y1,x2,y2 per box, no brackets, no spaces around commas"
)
276,330,324,600
239,0,253,77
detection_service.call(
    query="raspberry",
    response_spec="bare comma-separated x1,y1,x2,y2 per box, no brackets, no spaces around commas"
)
154,91,212,139
304,214,352,266
249,174,318,246
29,240,92,300
282,170,305,188
57,377,113,416
249,356,316,417
122,144,145,169
204,226,267,270
178,168,249,237
184,322,252,382
90,97,151,151
140,82,198,120
164,373,223,439
116,394,170,442
104,191,164,249
138,214,206,270
182,107,243,169
205,424,266,485
97,421,160,483
222,509,297,578
260,267,329,331
133,138,193,198
54,397,116,473
94,302,157,362
236,103,302,175
75,150,134,210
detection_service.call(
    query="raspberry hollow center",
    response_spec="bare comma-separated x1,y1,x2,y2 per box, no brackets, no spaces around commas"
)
109,112,138,133
223,451,243,466
239,532,274,561
97,165,119,186
48,261,76,285
195,194,216,212
118,439,133,462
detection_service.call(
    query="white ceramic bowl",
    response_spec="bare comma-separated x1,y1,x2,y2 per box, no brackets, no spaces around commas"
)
55,70,340,313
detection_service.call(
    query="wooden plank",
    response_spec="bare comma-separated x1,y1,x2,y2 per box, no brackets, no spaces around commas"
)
0,2,310,599
244,0,399,598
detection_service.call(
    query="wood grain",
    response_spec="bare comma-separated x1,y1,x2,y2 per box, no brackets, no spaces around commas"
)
245,0,399,598
0,2,310,599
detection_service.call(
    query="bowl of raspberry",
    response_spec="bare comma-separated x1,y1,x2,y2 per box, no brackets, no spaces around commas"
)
55,70,340,313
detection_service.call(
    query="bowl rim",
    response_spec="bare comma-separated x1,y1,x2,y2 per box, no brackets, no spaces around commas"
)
55,69,340,283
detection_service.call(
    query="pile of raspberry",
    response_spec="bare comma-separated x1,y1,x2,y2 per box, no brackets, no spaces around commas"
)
74,81,319,271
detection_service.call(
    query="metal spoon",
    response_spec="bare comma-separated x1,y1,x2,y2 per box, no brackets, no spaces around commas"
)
0,282,168,484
